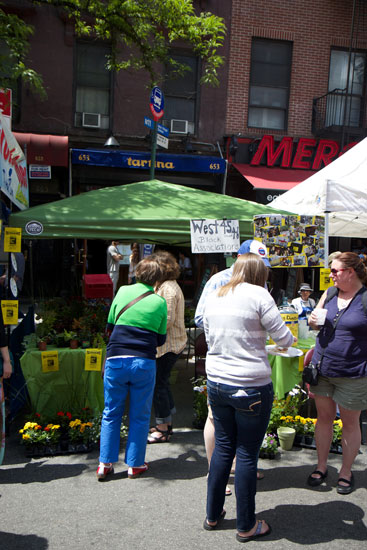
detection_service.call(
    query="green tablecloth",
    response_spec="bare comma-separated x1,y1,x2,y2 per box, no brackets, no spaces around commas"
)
20,348,105,417
269,337,315,399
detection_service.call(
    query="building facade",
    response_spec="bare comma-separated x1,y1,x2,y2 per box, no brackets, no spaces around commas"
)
224,0,367,204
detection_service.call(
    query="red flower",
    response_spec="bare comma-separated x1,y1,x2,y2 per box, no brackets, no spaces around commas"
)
44,427,50,432
57,411,64,417
35,413,41,418
66,412,72,420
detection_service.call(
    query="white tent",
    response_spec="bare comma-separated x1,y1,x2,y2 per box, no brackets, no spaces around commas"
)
268,137,367,239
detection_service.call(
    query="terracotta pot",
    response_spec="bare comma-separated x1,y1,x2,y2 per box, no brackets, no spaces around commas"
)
38,341,47,351
69,339,79,349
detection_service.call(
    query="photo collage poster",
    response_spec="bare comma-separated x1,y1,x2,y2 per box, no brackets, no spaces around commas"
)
253,214,325,268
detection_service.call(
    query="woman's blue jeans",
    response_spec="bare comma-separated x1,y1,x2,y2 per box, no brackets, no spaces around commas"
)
99,356,156,466
153,352,179,424
207,380,273,532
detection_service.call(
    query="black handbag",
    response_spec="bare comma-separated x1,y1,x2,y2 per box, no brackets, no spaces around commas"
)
302,361,320,386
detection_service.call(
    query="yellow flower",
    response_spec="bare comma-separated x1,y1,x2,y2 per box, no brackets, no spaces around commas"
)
19,429,24,434
51,425,60,430
22,433,30,440
69,419,82,428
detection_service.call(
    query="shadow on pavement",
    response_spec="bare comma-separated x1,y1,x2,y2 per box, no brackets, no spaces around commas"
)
0,461,87,484
0,532,49,550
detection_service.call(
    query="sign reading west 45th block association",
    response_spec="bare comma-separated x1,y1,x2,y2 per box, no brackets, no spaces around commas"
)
190,219,240,253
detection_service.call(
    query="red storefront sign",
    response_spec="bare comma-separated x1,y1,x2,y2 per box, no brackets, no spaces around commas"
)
250,135,357,170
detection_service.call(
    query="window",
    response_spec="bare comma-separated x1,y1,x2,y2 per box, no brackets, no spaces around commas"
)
326,49,366,127
74,42,111,129
248,38,292,131
162,53,199,134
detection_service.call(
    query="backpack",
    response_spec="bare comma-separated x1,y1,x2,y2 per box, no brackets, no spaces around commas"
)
324,285,367,314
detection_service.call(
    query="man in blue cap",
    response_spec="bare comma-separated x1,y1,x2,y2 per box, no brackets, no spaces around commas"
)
194,239,271,489
194,239,270,327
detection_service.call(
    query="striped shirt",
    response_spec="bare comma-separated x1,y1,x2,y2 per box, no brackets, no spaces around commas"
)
203,282,294,387
156,280,187,358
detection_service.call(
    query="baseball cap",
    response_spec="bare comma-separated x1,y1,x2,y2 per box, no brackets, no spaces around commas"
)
299,283,313,293
237,239,271,268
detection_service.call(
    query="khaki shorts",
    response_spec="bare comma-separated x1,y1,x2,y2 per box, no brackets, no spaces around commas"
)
311,375,367,411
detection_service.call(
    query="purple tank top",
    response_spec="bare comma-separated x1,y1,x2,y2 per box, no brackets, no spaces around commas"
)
313,288,367,378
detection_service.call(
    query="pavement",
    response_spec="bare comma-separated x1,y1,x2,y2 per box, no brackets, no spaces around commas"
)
1,356,367,550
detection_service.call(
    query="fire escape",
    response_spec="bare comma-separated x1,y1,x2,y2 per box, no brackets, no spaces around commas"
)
312,0,367,147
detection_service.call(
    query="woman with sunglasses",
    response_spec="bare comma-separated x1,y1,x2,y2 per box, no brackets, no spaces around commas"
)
307,252,367,494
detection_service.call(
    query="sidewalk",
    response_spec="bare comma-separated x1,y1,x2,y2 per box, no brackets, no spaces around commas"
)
1,357,367,550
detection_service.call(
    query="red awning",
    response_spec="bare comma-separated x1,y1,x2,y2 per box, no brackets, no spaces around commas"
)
233,164,314,190
13,132,69,167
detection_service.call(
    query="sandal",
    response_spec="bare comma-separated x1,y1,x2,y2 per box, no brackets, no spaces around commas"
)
236,520,272,542
307,469,328,487
225,485,232,496
337,473,354,495
149,425,173,435
203,510,226,531
147,428,172,444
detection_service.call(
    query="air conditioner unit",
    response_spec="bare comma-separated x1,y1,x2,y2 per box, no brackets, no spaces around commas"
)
170,119,189,134
82,112,101,128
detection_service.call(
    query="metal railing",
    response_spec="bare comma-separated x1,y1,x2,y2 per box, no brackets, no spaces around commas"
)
312,88,362,135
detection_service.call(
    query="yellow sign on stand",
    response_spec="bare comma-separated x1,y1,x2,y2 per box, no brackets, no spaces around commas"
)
320,268,334,291
41,351,59,373
85,348,103,371
1,300,18,324
4,227,22,252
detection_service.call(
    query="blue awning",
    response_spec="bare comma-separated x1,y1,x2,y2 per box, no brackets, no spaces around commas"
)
72,148,226,175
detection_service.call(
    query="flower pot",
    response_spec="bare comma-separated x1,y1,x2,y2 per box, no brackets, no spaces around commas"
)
294,433,304,446
69,339,79,349
277,427,296,450
38,341,47,351
304,435,314,446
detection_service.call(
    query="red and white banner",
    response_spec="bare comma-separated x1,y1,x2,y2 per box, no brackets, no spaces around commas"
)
0,113,29,210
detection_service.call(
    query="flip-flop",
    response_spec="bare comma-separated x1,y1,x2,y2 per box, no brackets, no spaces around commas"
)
307,469,328,487
203,510,226,531
257,470,265,480
236,520,272,542
337,473,354,495
225,485,232,496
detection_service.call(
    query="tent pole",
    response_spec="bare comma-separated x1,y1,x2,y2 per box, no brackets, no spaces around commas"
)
324,212,329,267
222,160,228,195
69,148,73,197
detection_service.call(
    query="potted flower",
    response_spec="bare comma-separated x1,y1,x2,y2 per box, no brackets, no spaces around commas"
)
303,417,316,445
331,419,343,452
260,433,278,458
62,329,79,349
19,421,61,455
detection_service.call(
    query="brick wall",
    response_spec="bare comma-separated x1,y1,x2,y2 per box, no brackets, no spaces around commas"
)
226,0,367,138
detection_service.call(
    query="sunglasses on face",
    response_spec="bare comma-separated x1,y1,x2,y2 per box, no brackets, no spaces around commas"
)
330,268,347,275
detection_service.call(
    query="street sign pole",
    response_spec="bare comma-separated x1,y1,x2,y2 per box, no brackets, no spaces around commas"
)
149,86,164,181
149,119,158,180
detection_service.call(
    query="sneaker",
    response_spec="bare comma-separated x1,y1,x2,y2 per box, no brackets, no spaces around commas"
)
96,463,114,481
127,463,148,479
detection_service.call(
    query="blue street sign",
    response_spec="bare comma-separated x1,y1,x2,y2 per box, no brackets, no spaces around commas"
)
150,86,164,117
158,123,169,137
144,117,169,137
144,117,153,129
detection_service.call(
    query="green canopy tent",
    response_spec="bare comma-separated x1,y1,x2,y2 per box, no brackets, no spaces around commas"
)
9,179,289,244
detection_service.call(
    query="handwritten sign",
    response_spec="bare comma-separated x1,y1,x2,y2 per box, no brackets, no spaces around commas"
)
190,219,240,253
84,348,103,371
